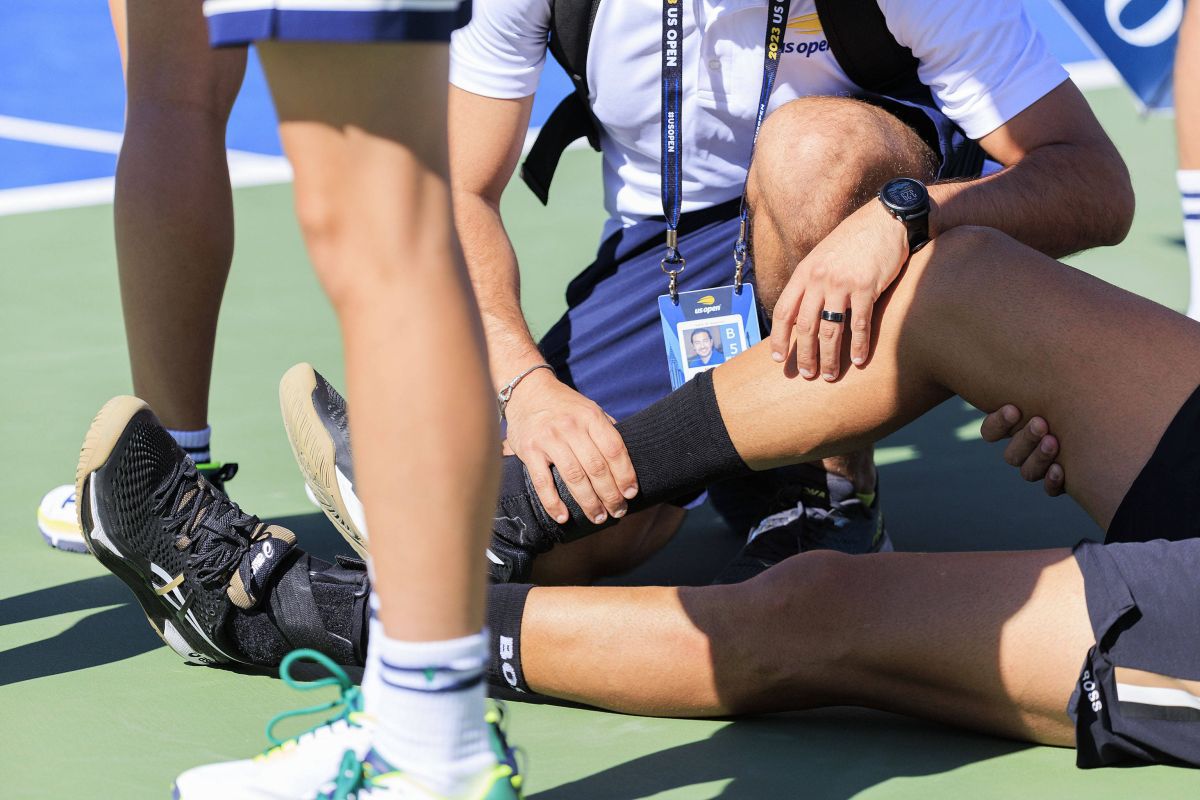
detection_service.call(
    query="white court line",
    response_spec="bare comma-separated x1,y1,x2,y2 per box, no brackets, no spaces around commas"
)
0,60,1122,218
0,115,292,217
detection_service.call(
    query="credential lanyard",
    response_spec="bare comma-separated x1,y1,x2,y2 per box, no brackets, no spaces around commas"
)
661,0,685,301
661,1,790,300
733,0,791,292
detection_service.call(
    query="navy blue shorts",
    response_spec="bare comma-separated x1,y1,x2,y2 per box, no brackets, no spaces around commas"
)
203,0,471,47
1071,538,1200,767
538,97,982,532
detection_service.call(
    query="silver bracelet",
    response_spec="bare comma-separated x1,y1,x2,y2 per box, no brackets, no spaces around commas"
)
497,363,554,421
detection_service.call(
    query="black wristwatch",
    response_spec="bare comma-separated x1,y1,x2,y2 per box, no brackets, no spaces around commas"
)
878,177,931,253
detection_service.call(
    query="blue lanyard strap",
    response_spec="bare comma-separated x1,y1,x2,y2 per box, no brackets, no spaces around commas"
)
661,0,685,299
733,0,791,291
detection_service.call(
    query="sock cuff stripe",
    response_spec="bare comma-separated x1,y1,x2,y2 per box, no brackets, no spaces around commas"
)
379,671,485,694
380,659,485,674
1186,213,1200,221
167,426,212,448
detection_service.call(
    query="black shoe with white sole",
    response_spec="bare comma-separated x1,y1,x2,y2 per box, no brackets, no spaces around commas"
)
76,396,304,666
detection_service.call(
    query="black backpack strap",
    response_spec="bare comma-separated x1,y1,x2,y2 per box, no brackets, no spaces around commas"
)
814,0,925,99
520,0,603,205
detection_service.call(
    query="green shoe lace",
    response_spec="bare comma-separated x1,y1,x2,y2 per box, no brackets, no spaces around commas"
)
256,648,365,761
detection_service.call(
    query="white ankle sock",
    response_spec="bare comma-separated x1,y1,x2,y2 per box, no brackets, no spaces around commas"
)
1179,170,1200,320
168,426,212,464
363,597,492,795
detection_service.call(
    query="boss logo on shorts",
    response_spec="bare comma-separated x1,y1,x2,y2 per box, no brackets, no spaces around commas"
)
1081,669,1104,713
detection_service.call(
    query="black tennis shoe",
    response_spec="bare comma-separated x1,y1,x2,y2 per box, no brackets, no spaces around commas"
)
76,396,298,666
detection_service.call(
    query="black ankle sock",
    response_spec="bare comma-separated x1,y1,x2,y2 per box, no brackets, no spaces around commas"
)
226,552,370,667
486,583,533,694
548,369,751,541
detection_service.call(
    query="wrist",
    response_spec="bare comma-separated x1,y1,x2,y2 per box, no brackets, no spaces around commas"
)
878,177,931,253
498,362,556,420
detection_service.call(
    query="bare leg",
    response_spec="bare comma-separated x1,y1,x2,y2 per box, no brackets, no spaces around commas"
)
1178,0,1200,170
114,0,245,430
747,97,939,491
715,227,1200,528
1178,0,1200,319
258,41,496,642
522,548,1091,746
531,505,686,585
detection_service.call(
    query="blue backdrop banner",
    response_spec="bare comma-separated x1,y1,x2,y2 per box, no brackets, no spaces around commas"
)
1052,0,1184,110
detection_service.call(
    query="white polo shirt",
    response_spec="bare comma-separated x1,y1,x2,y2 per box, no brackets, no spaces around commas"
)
450,0,1067,234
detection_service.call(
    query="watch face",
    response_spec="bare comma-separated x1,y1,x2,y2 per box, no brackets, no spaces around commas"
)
882,178,927,213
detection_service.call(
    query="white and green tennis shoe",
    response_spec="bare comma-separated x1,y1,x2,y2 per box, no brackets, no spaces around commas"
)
174,650,524,800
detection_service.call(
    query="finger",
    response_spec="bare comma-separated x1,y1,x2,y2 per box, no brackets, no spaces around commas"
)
576,436,627,519
979,405,1022,442
793,290,826,380
817,292,849,381
1044,463,1065,497
591,419,639,501
547,447,609,525
525,455,569,525
848,290,874,367
1003,416,1048,468
769,274,806,363
1019,433,1059,483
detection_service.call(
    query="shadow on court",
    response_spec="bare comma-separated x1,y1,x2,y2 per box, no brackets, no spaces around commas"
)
532,710,1028,799
0,574,160,687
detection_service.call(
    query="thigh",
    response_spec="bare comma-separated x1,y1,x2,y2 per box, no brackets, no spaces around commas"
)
718,548,1093,745
716,227,1200,530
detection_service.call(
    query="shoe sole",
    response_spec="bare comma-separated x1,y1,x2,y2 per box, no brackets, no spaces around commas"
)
38,515,89,554
279,363,369,560
75,396,233,666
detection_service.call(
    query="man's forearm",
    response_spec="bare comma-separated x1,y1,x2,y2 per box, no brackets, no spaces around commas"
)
454,191,546,389
929,141,1133,258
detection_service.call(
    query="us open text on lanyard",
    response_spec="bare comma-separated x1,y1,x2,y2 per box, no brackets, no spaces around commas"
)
655,1,787,390
659,0,791,301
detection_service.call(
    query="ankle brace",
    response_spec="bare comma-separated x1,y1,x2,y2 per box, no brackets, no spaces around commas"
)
226,551,370,667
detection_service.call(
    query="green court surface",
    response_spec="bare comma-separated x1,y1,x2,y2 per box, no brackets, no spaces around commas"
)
4,86,1200,798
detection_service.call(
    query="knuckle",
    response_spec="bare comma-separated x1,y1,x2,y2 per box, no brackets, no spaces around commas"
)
820,324,839,342
585,456,609,478
560,465,588,485
851,316,870,333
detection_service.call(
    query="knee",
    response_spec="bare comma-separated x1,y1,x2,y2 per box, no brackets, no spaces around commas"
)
748,97,935,223
292,187,357,304
719,550,853,713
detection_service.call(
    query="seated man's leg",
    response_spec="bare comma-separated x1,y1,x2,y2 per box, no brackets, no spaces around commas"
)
516,547,1090,747
717,226,1200,529
491,227,1200,564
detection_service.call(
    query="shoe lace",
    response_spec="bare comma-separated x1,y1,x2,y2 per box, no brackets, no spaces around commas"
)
153,460,263,589
260,649,365,758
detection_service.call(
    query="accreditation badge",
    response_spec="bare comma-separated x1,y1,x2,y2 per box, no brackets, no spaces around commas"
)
657,284,762,390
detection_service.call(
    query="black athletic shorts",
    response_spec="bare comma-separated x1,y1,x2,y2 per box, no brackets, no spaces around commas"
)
1105,383,1200,543
1071,538,1200,767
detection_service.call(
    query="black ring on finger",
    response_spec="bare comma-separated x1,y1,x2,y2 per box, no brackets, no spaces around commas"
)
820,309,849,324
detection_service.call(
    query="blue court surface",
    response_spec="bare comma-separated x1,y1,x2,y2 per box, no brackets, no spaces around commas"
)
0,0,1109,209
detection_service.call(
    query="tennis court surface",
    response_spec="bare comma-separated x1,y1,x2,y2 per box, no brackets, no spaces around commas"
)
4,5,1200,798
